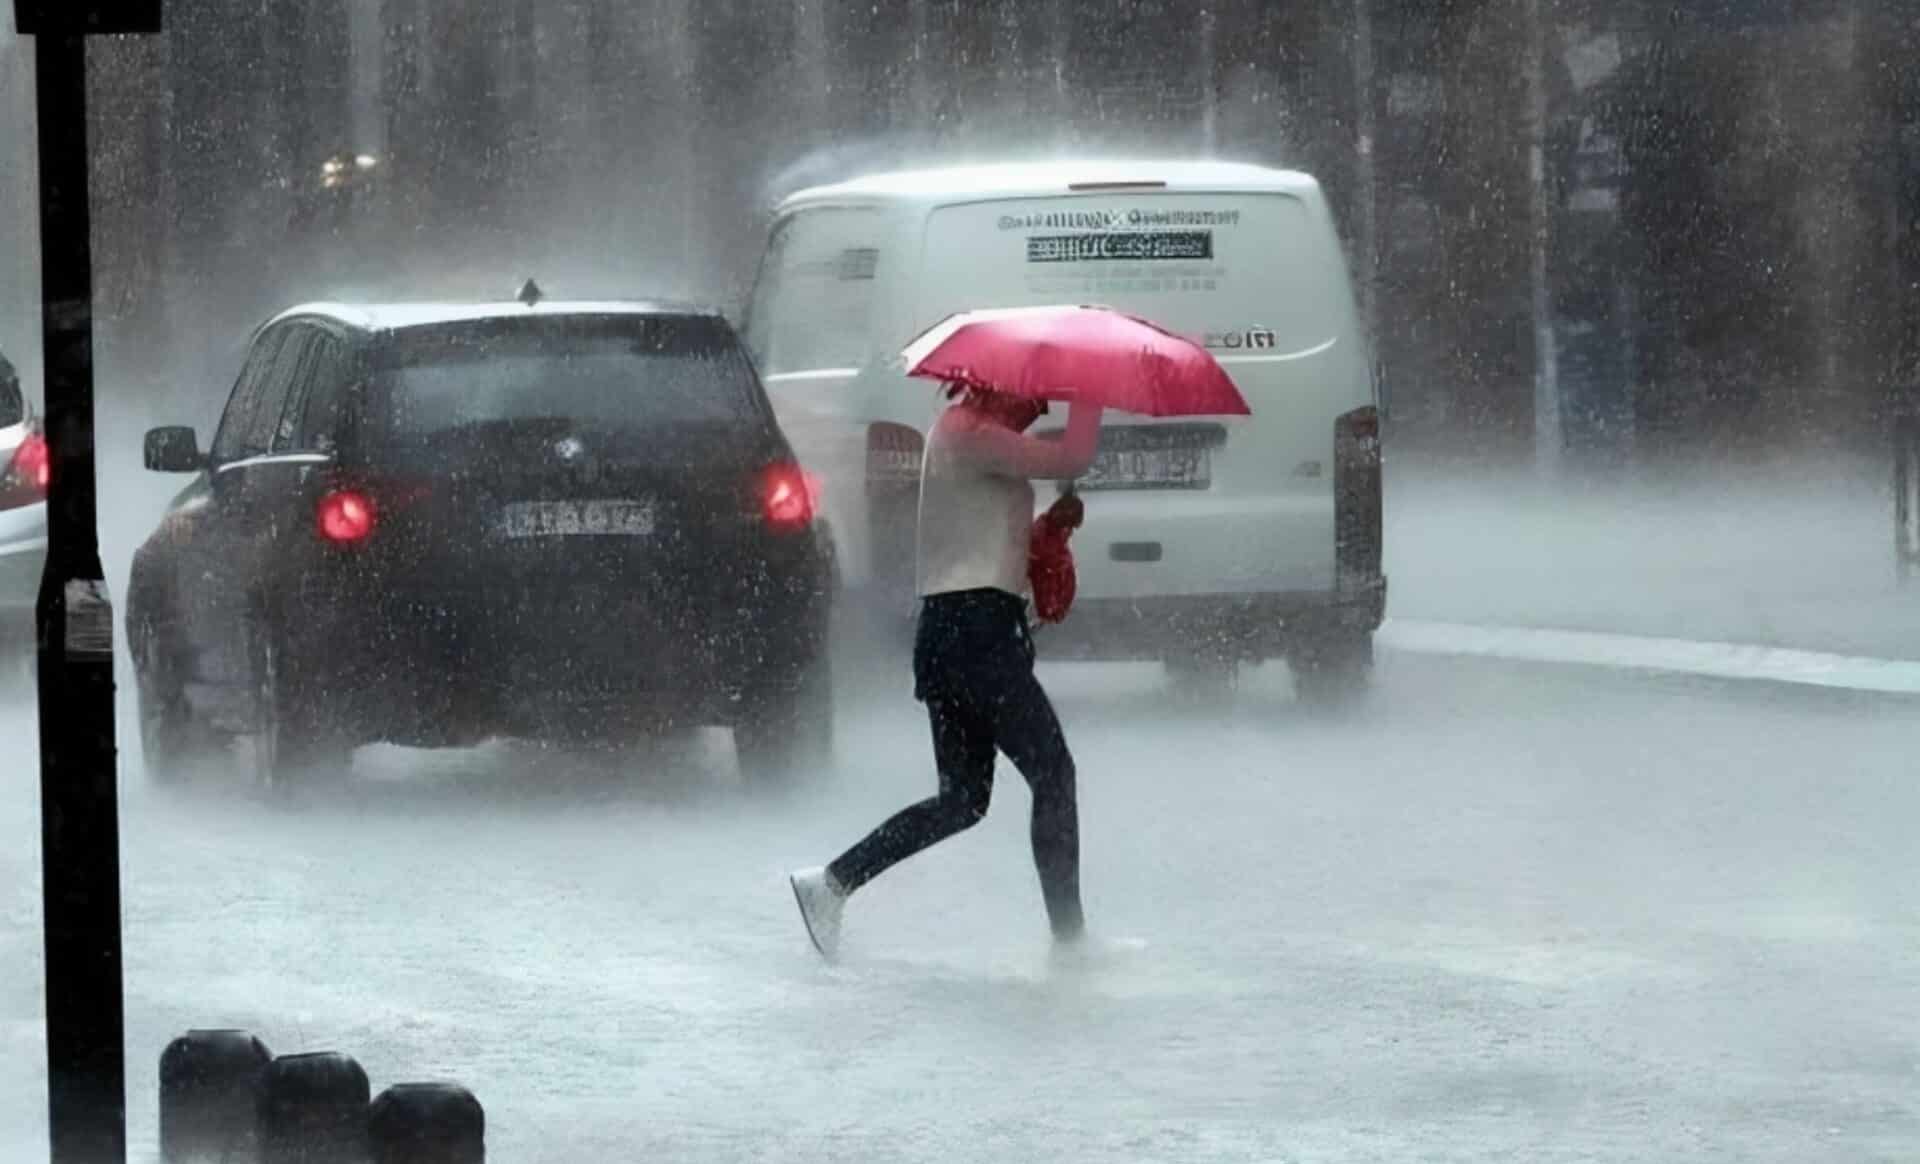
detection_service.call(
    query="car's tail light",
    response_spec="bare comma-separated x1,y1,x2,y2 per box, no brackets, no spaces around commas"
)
316,488,376,544
0,432,48,508
15,433,49,491
762,463,818,532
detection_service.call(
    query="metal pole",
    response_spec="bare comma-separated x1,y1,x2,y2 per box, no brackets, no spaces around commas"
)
32,28,127,1164
1048,0,1070,145
1526,0,1562,473
1199,7,1217,155
1352,0,1378,347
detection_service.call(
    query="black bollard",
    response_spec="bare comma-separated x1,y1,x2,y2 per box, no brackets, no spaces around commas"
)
255,1051,370,1164
368,1082,484,1164
159,1028,273,1162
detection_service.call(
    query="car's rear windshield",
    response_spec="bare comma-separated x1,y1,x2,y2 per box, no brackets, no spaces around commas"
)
371,315,763,438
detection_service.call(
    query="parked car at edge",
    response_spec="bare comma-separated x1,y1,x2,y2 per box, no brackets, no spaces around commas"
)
0,350,49,679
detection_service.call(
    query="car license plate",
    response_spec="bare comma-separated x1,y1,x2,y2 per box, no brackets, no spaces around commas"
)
1080,446,1211,491
498,499,655,538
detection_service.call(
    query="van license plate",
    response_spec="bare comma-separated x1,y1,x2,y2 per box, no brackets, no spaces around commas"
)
499,499,656,538
1080,447,1211,491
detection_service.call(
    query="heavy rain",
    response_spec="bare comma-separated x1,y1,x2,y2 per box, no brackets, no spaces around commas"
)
3,2,1919,1161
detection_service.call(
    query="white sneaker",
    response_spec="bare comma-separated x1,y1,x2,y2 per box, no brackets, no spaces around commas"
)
789,866,848,961
1049,933,1148,972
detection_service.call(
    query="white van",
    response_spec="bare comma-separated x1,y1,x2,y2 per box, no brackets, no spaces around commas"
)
742,160,1384,699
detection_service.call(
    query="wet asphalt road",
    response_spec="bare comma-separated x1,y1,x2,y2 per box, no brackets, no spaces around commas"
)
2,651,1916,1162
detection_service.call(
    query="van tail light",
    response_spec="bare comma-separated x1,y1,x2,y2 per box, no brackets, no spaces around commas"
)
1340,405,1379,446
1334,406,1382,587
762,463,819,532
0,432,49,508
316,488,376,544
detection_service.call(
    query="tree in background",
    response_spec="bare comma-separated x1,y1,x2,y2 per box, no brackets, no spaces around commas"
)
64,0,1917,460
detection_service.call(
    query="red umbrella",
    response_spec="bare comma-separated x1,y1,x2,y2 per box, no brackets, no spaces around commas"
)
901,304,1252,418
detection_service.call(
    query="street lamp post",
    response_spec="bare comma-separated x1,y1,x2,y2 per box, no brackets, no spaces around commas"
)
14,3,162,1162
1525,0,1562,474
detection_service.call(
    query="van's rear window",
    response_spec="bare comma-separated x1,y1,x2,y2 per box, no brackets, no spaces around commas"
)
373,316,760,437
746,206,882,378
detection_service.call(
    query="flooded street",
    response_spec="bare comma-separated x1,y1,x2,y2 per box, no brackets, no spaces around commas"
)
4,650,1915,1162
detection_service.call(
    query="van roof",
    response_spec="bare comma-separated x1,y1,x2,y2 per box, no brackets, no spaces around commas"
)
775,159,1321,211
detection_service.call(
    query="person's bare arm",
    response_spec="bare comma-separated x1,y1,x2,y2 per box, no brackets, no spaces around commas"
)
962,402,1107,480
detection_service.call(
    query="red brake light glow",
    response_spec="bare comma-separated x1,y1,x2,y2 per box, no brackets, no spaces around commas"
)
10,433,49,492
316,489,375,544
763,464,818,531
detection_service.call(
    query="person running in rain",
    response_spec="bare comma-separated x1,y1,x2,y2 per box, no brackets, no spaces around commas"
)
789,384,1105,959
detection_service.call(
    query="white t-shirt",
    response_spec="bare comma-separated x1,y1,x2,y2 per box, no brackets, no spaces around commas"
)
915,402,1104,598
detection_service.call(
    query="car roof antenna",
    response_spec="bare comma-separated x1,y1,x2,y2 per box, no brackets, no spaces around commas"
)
516,278,543,307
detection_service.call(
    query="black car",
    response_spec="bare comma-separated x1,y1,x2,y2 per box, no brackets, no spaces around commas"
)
127,298,836,786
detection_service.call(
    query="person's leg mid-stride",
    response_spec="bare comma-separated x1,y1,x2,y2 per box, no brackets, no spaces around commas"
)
823,689,997,898
790,590,1085,958
984,662,1083,941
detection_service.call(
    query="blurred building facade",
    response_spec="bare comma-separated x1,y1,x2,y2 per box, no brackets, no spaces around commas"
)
58,0,1920,462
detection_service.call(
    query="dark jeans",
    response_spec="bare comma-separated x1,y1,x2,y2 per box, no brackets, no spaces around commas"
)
828,589,1084,939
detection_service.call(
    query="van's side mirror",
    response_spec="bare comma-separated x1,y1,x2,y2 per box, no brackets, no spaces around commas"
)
144,426,204,473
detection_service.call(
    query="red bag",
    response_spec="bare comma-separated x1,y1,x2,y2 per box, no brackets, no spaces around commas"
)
1029,494,1084,624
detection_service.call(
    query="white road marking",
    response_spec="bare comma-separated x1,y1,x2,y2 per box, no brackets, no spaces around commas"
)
1381,618,1920,695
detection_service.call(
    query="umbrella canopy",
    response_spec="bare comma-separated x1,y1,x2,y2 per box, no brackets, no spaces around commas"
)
902,304,1252,418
